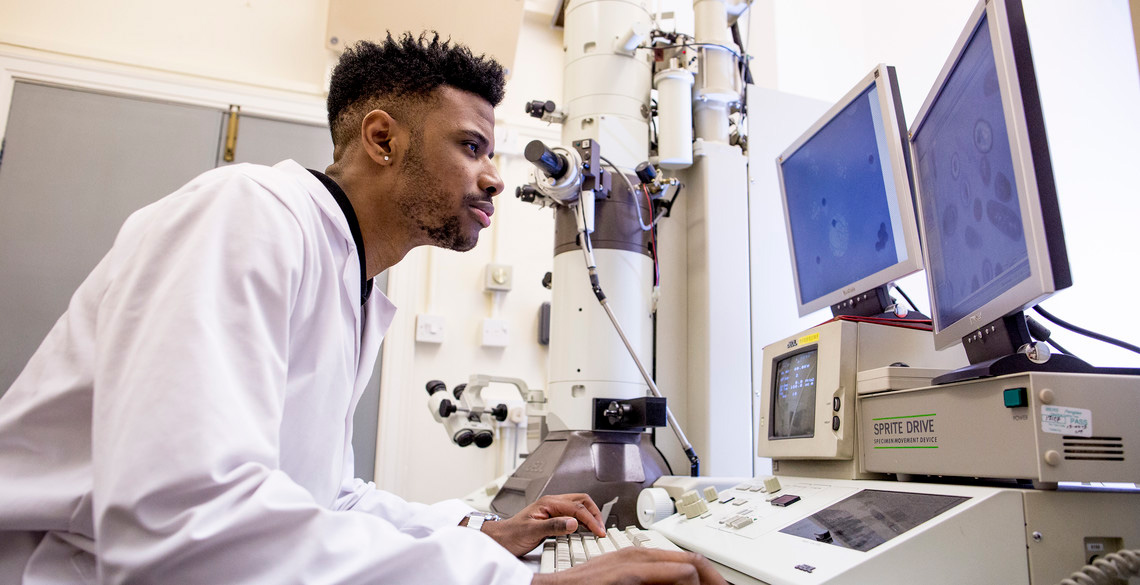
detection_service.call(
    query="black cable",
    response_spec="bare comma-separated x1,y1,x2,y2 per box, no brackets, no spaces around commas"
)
651,429,675,475
666,181,683,213
1047,338,1075,357
730,21,754,85
1026,315,1079,359
649,98,659,149
1033,305,1140,356
892,284,920,313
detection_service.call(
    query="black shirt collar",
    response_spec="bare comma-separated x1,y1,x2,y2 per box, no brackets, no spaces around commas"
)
308,169,372,306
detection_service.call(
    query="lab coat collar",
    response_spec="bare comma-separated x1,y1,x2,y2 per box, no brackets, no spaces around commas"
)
306,168,371,307
267,160,396,335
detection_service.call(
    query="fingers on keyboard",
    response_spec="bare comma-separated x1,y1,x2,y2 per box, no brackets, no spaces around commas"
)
542,527,677,572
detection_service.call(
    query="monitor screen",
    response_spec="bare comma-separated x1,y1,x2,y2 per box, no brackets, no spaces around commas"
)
769,348,818,439
910,0,1070,351
777,65,922,317
912,13,1030,330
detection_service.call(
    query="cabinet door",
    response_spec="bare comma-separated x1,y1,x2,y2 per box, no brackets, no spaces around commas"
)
0,81,222,393
217,112,333,170
0,81,383,482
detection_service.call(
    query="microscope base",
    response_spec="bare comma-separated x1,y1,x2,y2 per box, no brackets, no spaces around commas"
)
490,430,668,529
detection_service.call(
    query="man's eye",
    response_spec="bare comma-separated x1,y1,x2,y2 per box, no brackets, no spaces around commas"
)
465,142,479,154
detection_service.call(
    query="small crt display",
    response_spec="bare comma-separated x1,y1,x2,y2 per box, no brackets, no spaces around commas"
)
770,349,819,439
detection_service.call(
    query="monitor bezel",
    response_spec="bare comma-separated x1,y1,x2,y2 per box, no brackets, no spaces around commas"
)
908,0,1071,351
776,63,924,318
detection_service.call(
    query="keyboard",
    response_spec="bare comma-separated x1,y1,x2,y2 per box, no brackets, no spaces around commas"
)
538,526,683,573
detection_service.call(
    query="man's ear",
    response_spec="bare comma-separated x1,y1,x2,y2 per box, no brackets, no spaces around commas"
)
361,109,398,165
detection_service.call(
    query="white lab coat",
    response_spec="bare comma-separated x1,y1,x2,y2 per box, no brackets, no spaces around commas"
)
0,160,533,585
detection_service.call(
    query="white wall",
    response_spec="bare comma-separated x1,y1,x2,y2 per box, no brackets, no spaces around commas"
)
0,0,334,94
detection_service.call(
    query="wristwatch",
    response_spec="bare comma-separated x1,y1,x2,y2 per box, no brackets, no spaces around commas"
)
464,511,501,532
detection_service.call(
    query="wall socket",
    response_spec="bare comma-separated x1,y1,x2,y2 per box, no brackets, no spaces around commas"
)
415,314,445,343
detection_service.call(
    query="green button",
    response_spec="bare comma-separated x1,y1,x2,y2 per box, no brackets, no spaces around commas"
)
1003,387,1028,408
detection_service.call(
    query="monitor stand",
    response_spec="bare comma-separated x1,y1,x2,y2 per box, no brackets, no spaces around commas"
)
933,312,1140,384
830,284,930,322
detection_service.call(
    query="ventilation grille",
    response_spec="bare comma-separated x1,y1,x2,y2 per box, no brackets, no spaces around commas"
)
1063,436,1125,461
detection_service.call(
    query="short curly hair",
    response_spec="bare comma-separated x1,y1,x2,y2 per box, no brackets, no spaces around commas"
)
326,32,506,150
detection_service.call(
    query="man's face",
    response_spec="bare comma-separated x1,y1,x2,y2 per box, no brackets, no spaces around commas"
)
393,86,504,252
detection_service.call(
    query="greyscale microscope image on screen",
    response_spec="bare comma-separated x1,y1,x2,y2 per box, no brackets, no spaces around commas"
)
770,349,818,439
780,489,970,552
780,84,906,306
912,15,1030,328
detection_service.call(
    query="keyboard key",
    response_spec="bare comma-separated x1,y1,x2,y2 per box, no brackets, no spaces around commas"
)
583,535,602,559
569,534,587,565
540,540,556,573
608,527,634,549
538,530,685,574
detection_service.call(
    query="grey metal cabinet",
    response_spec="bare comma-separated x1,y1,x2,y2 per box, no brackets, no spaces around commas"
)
0,81,381,480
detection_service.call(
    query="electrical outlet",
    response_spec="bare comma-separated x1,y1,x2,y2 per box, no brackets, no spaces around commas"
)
481,318,509,347
415,314,445,343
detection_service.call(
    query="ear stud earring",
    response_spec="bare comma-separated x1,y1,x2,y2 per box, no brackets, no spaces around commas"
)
384,155,390,161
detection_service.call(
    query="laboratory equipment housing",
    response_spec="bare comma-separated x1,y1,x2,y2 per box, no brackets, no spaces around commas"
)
445,0,1140,583
652,0,1140,584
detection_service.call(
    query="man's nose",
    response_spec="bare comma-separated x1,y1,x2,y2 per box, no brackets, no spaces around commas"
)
480,160,505,197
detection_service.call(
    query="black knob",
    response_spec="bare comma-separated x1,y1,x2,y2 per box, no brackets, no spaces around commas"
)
452,383,467,400
515,185,538,203
454,429,475,447
426,380,447,395
473,431,494,448
438,399,457,418
525,100,556,118
492,404,509,422
541,272,553,290
524,140,567,180
635,161,657,184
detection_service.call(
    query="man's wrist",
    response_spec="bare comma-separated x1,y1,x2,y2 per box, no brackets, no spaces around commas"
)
462,511,501,532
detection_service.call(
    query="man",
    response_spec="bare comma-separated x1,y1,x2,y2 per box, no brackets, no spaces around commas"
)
0,32,725,585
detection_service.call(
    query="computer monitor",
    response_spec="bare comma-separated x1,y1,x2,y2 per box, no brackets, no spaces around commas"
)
776,64,923,318
909,0,1076,381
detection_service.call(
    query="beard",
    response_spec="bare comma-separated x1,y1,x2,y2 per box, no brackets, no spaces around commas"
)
394,141,481,252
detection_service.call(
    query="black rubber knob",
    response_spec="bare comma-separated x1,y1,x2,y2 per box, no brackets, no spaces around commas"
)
425,380,447,395
438,399,457,418
525,100,556,118
492,404,509,422
635,161,657,183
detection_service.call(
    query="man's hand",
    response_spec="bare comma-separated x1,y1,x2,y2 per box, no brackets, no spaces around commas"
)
479,493,606,557
530,547,728,585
